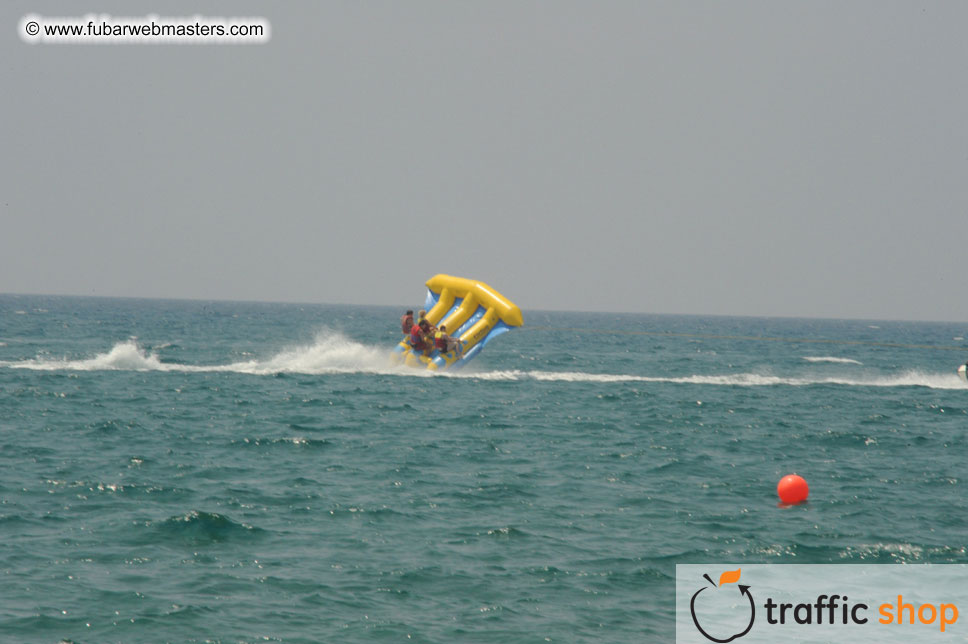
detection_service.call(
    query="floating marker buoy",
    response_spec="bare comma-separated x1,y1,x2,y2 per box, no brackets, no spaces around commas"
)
777,474,809,504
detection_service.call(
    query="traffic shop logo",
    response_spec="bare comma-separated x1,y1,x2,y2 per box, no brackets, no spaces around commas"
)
689,569,755,643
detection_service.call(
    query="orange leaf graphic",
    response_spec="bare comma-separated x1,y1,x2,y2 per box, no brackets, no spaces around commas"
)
718,569,741,586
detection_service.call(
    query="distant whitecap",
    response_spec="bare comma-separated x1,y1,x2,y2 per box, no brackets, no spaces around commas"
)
802,356,862,365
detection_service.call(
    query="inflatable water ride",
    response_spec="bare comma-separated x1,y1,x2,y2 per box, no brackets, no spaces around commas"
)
392,274,523,371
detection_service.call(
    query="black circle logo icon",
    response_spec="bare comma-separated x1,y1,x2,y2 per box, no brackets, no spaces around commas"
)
689,570,755,643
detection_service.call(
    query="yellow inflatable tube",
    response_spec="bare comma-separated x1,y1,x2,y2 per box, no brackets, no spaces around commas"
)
393,275,523,371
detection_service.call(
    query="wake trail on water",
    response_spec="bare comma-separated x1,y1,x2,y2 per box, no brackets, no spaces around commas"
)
2,332,965,389
2,331,415,377
460,369,966,390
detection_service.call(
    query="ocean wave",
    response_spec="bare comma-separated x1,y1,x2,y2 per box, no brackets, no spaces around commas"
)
150,510,262,544
802,356,863,365
234,436,333,450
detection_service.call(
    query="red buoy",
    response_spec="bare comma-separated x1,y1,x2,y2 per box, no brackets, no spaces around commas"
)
777,474,809,504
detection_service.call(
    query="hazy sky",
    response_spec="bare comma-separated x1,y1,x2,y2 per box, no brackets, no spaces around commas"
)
4,2,967,320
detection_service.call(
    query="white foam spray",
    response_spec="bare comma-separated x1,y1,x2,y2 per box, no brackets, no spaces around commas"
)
5,340,165,371
218,331,408,376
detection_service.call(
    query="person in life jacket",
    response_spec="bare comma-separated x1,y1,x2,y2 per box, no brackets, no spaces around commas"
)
409,319,433,356
417,309,437,336
400,310,414,334
434,324,464,358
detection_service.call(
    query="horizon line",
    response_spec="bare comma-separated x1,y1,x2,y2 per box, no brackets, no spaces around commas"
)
1,290,965,326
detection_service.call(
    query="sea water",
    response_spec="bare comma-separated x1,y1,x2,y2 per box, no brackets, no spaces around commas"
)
2,294,966,642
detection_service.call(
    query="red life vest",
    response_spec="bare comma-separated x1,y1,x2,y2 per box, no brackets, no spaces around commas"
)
409,325,426,350
434,331,447,350
401,314,413,334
